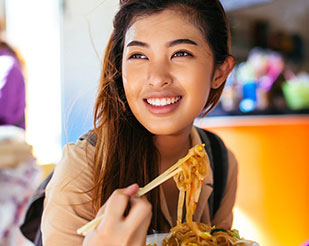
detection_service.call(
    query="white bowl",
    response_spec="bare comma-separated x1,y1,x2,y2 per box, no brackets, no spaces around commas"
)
146,233,260,246
146,233,169,246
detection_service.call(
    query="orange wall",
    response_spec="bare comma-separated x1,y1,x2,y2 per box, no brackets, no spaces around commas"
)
200,116,309,245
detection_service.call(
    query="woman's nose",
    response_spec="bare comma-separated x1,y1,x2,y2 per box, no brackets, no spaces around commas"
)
147,61,172,88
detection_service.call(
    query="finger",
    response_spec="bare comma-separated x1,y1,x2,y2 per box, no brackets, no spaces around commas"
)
103,189,131,221
121,183,139,196
96,184,140,231
125,197,152,244
96,204,106,217
96,190,130,234
96,184,138,218
125,196,152,227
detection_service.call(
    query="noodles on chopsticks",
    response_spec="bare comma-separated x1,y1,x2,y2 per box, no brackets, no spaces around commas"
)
161,144,259,246
172,144,210,237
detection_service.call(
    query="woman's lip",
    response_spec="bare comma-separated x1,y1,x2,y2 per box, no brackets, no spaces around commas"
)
143,91,183,99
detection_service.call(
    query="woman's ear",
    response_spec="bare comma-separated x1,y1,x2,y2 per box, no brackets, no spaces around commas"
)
211,56,234,89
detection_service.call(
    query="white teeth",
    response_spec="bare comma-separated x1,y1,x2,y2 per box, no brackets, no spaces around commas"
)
146,96,181,106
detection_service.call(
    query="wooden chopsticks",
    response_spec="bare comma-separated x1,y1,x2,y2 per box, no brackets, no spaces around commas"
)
77,148,195,236
77,215,104,236
137,153,192,196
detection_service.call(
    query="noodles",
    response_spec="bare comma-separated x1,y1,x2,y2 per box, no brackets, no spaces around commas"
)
171,144,209,237
162,222,238,246
161,144,259,246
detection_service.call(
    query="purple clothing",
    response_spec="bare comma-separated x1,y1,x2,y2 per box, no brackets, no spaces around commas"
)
0,48,25,129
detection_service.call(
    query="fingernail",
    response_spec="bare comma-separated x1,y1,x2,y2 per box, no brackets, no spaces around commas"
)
128,183,139,189
126,183,139,194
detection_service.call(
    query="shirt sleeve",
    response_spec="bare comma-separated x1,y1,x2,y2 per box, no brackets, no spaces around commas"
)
41,140,95,246
211,149,238,230
0,59,25,128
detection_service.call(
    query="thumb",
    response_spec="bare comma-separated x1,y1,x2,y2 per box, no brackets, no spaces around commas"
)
121,183,139,196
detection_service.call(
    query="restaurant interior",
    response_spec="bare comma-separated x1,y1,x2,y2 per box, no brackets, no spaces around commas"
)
0,0,308,245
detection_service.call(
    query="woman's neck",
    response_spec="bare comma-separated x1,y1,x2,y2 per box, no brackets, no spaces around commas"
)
154,125,193,173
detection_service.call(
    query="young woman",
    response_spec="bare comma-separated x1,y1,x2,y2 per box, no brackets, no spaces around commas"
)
41,0,237,245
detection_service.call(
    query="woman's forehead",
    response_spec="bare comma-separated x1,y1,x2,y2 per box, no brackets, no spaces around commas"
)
124,9,206,47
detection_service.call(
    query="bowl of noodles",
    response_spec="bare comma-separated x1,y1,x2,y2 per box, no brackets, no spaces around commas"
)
146,144,259,246
146,227,259,246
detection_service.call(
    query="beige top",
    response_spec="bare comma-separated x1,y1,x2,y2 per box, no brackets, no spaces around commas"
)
41,127,238,246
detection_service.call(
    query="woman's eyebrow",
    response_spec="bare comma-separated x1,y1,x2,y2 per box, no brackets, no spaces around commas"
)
167,39,198,47
126,40,149,48
126,39,198,48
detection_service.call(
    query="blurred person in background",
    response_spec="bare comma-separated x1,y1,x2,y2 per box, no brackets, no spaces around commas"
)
0,19,39,246
0,20,26,129
0,126,40,246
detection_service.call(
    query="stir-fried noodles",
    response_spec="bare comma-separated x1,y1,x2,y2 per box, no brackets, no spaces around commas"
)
161,144,259,246
172,145,209,237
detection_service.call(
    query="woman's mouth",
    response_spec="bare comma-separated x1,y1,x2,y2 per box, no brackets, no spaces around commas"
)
145,96,182,106
144,96,182,114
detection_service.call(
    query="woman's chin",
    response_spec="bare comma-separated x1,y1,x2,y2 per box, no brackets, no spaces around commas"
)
143,122,192,136
144,126,175,136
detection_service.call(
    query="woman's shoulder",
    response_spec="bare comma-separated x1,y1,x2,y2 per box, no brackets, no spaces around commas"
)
226,148,238,177
42,136,96,245
63,134,96,168
47,135,96,192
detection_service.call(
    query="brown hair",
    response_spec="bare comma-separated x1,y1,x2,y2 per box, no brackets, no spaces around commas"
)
91,0,231,233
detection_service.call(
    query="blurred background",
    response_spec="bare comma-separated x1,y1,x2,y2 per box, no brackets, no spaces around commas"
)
0,0,308,245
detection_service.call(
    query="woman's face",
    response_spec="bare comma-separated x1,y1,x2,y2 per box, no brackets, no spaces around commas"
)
122,9,215,135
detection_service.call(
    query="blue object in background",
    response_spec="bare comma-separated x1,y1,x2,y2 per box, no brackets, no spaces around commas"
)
243,82,258,101
220,0,274,11
239,82,258,113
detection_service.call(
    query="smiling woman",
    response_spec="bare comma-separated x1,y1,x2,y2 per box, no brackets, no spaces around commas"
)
39,1,237,246
121,9,218,135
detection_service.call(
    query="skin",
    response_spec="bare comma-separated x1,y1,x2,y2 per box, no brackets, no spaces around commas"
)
122,9,213,138
83,184,152,246
83,8,234,245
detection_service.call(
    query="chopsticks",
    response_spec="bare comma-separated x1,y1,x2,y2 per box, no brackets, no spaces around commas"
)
77,150,194,236
137,153,192,196
77,215,104,236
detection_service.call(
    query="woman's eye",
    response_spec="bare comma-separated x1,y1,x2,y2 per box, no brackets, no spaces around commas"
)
172,51,192,58
129,53,148,59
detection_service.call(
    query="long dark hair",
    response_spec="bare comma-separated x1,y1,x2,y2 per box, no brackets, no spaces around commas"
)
91,0,231,233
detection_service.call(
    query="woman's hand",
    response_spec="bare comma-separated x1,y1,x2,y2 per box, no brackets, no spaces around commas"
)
83,184,152,246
